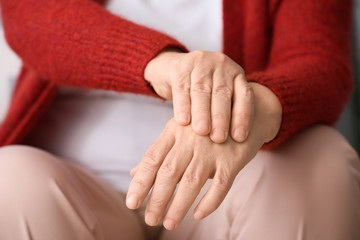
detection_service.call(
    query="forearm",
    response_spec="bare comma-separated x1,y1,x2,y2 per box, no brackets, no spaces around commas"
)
0,0,186,94
246,0,353,149
247,55,352,149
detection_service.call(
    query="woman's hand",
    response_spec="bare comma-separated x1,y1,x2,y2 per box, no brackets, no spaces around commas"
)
126,83,282,230
144,50,254,143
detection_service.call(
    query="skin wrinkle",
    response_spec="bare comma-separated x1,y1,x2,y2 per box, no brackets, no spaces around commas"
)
134,81,281,229
0,1,356,238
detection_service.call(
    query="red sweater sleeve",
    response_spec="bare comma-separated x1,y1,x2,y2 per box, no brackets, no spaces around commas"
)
247,0,353,149
0,0,187,95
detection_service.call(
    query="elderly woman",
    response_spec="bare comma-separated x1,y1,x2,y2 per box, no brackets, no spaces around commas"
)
0,0,359,239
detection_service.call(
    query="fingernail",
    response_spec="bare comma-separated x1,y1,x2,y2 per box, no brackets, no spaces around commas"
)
145,212,159,226
212,128,226,142
163,218,178,230
234,127,246,141
194,210,205,220
196,120,209,134
178,112,189,124
126,194,139,209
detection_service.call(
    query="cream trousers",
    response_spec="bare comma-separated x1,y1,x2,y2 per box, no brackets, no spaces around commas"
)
0,125,359,240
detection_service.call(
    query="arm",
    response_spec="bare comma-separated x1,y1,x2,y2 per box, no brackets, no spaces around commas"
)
127,82,282,230
0,0,186,95
248,0,353,149
143,0,353,147
126,0,352,228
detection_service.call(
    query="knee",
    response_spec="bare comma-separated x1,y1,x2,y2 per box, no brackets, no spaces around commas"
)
300,125,358,173
0,145,68,206
273,125,360,192
0,145,64,178
277,125,358,167
256,125,360,194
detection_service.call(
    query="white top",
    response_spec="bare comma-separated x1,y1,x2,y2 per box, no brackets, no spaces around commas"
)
26,0,223,192
106,0,223,52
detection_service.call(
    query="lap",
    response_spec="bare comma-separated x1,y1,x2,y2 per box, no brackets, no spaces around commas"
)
0,145,148,240
0,125,359,240
160,125,360,240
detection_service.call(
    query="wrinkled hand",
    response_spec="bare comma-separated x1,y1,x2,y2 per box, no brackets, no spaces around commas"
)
126,83,282,230
144,50,254,143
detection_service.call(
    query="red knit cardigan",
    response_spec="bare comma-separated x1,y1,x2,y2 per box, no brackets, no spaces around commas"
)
0,0,353,149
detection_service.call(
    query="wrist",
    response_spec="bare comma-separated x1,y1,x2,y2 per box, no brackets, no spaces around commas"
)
144,48,184,100
249,82,282,143
144,48,183,82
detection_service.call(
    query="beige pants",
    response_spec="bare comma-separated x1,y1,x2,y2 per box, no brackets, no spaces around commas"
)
0,126,359,240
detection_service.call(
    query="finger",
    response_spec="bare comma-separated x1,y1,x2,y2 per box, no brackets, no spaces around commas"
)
145,142,194,226
190,67,213,135
172,71,191,126
126,129,175,210
210,69,233,143
193,167,235,220
130,165,139,178
231,74,254,142
163,157,213,230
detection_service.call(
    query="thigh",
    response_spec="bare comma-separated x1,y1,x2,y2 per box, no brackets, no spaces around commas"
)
0,145,146,240
62,160,147,240
160,126,360,240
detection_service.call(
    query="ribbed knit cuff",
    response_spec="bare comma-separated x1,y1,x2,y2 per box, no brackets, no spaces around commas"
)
95,16,188,97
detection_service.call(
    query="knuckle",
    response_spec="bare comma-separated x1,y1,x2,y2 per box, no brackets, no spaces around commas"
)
182,173,201,189
142,151,161,169
212,85,233,99
158,162,178,178
235,83,254,105
164,119,176,132
231,70,245,81
173,81,191,93
191,50,207,60
213,68,233,84
176,57,192,71
191,82,212,94
149,197,167,208
234,65,245,75
169,65,190,83
192,63,212,77
170,69,189,84
238,67,245,75
243,85,254,98
214,52,227,63
212,174,231,192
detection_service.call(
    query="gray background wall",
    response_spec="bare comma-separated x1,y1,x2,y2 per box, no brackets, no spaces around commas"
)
337,0,360,152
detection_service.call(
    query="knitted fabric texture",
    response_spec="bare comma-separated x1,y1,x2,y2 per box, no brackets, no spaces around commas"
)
0,0,353,149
